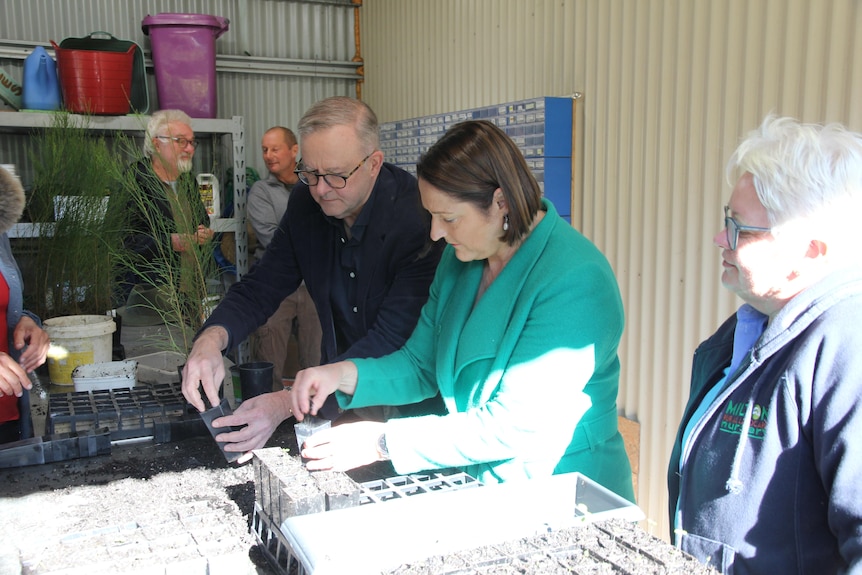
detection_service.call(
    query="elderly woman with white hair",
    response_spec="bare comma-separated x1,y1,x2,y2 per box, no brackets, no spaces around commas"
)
668,115,862,575
0,166,49,443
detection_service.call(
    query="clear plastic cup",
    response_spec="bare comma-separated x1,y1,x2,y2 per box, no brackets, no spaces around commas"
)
294,415,331,453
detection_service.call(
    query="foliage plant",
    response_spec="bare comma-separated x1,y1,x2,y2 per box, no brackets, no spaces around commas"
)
25,112,125,318
106,134,222,354
24,111,223,354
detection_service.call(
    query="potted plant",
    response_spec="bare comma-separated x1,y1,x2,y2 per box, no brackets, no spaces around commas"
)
22,112,223,359
24,112,125,319
105,134,223,356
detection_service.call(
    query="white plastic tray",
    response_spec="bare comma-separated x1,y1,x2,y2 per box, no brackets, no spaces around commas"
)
72,360,137,392
280,472,643,575
127,350,186,384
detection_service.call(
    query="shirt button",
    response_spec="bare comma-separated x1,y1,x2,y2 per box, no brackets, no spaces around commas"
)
349,272,355,278
352,306,358,313
340,237,346,244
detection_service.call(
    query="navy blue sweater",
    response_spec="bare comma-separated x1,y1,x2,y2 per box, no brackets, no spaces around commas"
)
203,163,443,415
668,268,862,574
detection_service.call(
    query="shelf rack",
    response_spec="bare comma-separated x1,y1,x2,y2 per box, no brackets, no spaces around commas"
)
0,112,248,278
0,112,250,363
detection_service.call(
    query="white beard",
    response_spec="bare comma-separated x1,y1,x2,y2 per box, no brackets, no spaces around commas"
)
177,157,193,173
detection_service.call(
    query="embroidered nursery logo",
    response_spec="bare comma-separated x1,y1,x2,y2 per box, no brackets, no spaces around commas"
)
718,400,768,440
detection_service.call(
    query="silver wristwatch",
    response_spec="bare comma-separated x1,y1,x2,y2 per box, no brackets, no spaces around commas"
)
377,433,390,460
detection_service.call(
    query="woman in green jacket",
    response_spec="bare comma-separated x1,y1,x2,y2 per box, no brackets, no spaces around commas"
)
289,120,633,500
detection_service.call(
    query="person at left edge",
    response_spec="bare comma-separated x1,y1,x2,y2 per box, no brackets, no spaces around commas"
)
0,166,50,444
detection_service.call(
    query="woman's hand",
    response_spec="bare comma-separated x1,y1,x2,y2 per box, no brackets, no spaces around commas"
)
289,361,358,420
0,352,31,398
12,315,49,373
301,420,386,472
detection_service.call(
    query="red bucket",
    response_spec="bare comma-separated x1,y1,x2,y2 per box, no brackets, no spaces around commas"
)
51,41,134,115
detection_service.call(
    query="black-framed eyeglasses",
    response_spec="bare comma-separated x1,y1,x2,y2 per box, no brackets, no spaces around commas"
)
294,153,372,189
156,135,198,149
724,205,772,250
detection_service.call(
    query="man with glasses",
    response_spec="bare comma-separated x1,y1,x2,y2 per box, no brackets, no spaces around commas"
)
118,109,214,304
182,97,444,459
668,115,862,574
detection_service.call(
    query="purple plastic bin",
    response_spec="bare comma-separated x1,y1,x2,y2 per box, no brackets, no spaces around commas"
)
142,13,229,118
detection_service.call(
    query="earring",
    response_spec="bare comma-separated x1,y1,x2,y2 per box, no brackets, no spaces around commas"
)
503,214,510,231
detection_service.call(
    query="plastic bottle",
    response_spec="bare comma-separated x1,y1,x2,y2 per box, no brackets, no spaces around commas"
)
22,45,62,111
196,173,220,225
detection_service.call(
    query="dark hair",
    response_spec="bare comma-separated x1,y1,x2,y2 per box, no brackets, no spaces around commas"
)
416,120,543,245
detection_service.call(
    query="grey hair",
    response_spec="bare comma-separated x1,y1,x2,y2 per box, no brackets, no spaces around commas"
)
727,115,862,233
144,109,193,156
297,97,379,153
0,165,25,234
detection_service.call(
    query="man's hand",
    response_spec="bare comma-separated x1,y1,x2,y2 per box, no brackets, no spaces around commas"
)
170,232,190,252
213,388,294,464
301,421,386,472
171,226,213,252
194,225,214,244
182,326,229,411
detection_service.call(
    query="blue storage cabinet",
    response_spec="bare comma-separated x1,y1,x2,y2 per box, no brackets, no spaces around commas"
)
379,96,574,220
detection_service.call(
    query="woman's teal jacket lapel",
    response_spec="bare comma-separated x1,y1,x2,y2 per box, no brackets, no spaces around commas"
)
434,199,557,410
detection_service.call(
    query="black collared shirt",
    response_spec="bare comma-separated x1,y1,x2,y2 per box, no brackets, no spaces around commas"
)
325,188,376,356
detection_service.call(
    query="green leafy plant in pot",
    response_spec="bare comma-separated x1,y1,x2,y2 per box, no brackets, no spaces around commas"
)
105,133,223,356
25,112,125,319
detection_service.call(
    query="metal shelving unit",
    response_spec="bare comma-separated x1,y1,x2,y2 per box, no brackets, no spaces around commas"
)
0,112,250,363
0,112,248,278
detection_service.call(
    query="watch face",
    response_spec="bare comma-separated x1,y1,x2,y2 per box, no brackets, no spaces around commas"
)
377,433,389,459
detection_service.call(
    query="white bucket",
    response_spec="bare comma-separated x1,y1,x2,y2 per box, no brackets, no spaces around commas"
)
43,315,116,385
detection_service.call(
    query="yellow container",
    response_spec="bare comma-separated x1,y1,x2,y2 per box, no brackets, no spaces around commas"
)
43,315,116,385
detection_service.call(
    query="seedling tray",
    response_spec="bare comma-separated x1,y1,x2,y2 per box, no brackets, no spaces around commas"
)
276,472,642,575
358,471,481,504
46,381,191,441
252,471,482,575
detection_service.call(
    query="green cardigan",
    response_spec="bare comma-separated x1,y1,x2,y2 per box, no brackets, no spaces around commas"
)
343,199,634,500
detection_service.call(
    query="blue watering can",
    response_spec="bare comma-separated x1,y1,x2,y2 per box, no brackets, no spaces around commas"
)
22,45,62,111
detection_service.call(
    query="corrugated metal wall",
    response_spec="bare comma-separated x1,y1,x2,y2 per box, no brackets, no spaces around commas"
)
3,0,861,546
362,0,862,540
0,0,360,184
